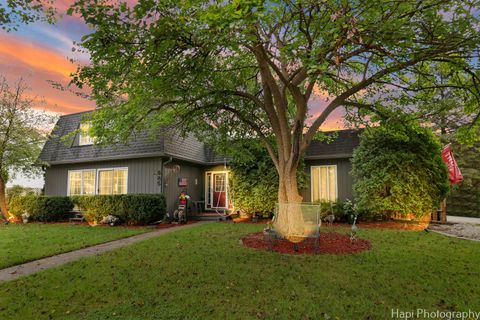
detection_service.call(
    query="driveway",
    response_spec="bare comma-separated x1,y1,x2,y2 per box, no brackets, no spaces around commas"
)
447,215,480,225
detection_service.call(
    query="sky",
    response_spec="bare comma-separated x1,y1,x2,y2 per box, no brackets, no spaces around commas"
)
1,0,344,188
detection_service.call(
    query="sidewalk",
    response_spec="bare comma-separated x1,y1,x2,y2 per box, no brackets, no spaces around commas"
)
447,215,480,225
0,222,207,282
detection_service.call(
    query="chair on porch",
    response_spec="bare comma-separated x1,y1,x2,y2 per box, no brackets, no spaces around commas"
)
264,203,323,253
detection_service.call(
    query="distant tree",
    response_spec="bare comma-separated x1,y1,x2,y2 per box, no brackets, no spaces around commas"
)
6,184,37,199
70,0,480,233
446,142,480,218
0,78,54,220
352,120,450,218
0,0,55,31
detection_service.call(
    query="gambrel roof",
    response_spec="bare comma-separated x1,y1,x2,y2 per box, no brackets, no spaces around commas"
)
39,111,360,165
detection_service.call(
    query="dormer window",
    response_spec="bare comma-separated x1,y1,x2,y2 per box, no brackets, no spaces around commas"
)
79,123,94,146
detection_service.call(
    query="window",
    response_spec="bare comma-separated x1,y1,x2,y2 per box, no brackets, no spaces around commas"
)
98,168,128,195
311,165,337,202
68,170,96,196
79,123,94,146
214,174,226,192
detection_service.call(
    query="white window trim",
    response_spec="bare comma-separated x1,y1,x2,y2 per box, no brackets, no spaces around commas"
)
96,167,129,195
67,169,97,196
78,123,94,146
205,170,229,210
79,135,94,146
310,165,338,202
67,167,128,196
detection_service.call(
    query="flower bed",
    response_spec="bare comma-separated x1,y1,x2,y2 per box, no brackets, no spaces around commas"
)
241,231,371,255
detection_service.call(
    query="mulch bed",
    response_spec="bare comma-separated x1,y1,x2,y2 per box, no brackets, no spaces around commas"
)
232,218,428,230
333,221,429,231
241,231,371,255
17,220,198,229
231,217,270,224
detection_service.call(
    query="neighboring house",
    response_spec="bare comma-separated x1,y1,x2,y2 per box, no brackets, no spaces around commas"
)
39,111,360,215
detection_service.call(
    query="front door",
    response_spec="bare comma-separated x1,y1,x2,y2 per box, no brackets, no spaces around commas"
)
205,171,229,209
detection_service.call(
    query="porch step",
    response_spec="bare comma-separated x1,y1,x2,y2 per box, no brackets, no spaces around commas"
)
69,213,85,223
189,214,228,222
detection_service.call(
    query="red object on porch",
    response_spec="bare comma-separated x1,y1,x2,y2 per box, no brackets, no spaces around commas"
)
441,144,463,185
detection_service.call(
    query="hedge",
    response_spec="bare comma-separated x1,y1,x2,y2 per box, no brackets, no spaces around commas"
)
31,197,75,222
71,194,166,225
8,196,74,222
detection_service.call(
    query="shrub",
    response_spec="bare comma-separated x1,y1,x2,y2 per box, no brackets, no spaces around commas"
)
228,140,307,218
121,194,166,224
313,200,358,223
7,194,37,220
72,194,166,225
29,197,74,222
72,195,122,224
8,195,73,222
352,120,450,218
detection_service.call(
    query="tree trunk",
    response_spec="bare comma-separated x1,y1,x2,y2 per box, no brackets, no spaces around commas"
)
274,163,305,240
0,176,9,221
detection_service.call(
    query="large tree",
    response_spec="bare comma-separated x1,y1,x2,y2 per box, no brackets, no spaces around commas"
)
0,78,54,220
70,0,480,233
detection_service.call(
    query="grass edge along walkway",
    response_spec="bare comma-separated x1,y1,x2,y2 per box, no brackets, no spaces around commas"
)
0,222,208,282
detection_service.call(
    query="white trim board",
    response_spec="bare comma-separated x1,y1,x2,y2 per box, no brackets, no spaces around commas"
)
204,170,230,210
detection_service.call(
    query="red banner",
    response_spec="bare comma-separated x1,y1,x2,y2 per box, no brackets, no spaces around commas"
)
441,144,463,185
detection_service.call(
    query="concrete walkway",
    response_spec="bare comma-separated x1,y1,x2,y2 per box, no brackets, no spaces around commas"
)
0,222,207,282
447,215,480,225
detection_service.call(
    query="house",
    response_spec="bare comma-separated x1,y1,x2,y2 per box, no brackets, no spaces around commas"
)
39,111,360,215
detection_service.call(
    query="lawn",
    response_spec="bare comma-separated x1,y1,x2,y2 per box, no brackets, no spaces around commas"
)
0,223,148,269
0,223,479,319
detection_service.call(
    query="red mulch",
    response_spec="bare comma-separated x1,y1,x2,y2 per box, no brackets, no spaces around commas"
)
332,221,429,231
23,220,198,229
232,218,428,230
231,217,269,224
241,231,371,255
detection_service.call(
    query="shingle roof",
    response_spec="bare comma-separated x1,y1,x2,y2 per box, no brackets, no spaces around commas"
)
39,111,360,165
39,111,225,165
304,129,361,160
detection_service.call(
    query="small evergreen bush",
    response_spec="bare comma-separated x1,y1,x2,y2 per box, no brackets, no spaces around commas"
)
72,194,166,225
8,195,73,222
30,197,74,222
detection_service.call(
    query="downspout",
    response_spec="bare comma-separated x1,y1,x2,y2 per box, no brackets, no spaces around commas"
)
161,156,173,194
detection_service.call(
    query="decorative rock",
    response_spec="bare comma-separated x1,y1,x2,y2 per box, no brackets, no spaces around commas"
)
100,215,120,226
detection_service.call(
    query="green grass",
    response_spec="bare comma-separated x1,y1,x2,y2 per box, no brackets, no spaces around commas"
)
0,223,479,319
0,223,148,269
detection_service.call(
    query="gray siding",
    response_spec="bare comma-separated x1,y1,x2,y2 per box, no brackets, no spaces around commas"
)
44,157,163,196
302,158,354,202
163,160,205,213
